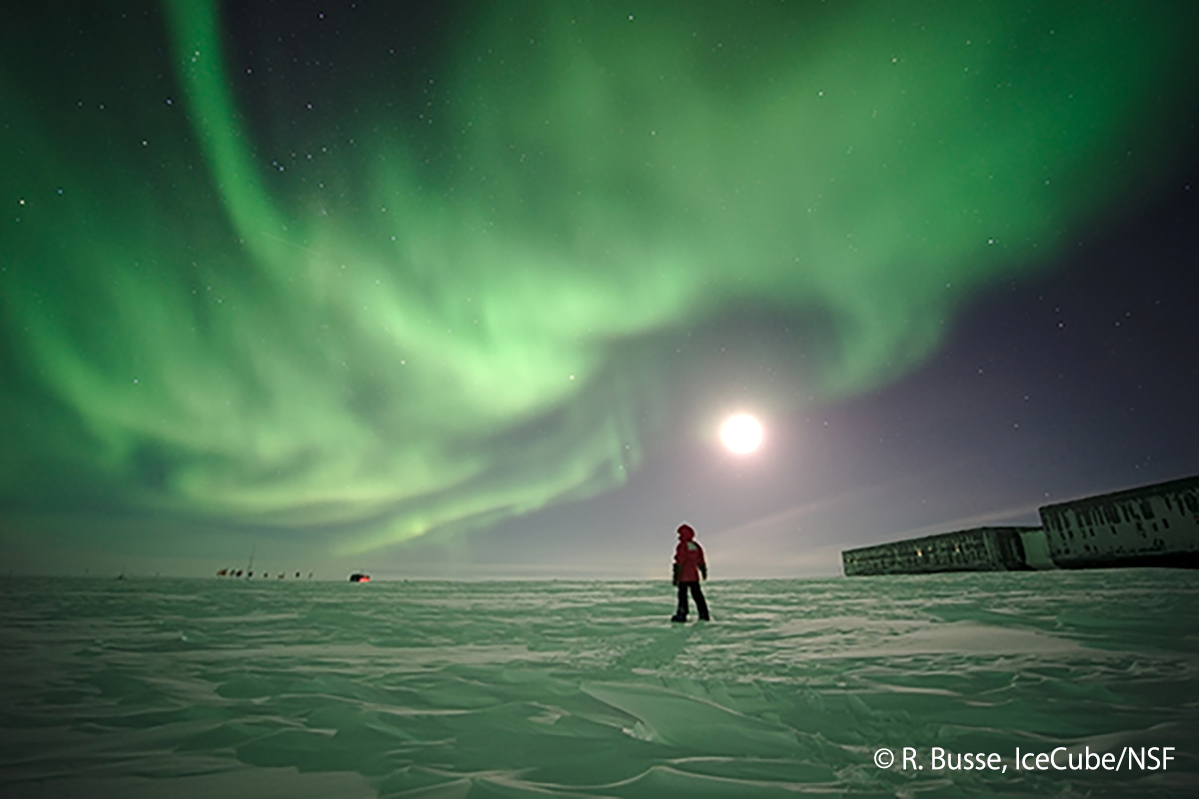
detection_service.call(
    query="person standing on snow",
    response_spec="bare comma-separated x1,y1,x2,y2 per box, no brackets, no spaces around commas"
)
671,523,710,622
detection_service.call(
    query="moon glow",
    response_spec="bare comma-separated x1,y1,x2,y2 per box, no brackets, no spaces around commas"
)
720,413,764,455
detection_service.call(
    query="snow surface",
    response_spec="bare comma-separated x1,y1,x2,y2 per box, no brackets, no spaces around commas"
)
0,571,1196,797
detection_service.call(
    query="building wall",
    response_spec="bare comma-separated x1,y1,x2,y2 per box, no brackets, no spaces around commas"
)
1018,528,1056,570
842,527,1034,576
1039,475,1199,568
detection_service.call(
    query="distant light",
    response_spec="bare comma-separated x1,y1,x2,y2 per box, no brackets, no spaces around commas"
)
720,413,763,454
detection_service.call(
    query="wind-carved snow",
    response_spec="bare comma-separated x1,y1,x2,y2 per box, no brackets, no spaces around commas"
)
0,571,1195,797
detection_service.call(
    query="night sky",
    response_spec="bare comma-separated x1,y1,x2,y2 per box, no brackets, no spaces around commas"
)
3,1,1198,579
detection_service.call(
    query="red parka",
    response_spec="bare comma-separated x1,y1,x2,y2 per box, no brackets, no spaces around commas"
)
674,526,707,583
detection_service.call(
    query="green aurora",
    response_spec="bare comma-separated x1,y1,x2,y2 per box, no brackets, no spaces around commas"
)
2,1,1197,568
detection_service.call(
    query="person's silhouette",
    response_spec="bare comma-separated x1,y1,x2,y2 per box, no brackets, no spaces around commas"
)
671,523,710,622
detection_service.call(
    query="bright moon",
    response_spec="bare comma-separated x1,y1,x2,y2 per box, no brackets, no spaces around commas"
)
720,413,764,454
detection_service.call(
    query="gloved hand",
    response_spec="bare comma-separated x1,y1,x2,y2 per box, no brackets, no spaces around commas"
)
672,563,680,586
700,564,707,580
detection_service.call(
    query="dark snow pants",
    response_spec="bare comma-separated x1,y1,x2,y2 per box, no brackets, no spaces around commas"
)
675,581,709,621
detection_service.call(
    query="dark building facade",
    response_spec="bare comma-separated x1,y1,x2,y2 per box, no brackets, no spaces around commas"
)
1039,475,1199,569
842,527,1034,576
841,474,1199,576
